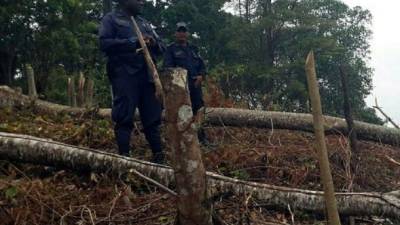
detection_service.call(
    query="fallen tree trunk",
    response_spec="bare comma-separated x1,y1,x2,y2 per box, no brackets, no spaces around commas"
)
1,85,400,146
0,85,111,117
0,132,399,219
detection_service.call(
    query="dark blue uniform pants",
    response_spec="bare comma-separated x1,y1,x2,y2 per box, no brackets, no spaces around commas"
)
188,79,206,142
110,67,162,156
188,79,204,115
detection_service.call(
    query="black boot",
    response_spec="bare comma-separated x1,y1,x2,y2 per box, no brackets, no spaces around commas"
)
115,127,132,157
198,127,207,145
198,127,217,149
152,152,165,164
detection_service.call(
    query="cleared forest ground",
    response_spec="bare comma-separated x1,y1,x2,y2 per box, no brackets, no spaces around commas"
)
0,106,399,224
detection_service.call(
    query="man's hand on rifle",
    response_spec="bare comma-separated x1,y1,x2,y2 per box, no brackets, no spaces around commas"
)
143,36,156,47
194,76,203,87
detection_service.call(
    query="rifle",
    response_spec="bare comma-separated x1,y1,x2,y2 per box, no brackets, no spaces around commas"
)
130,16,164,102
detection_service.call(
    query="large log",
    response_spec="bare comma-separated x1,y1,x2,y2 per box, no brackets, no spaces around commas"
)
1,85,400,146
0,132,400,219
0,85,110,116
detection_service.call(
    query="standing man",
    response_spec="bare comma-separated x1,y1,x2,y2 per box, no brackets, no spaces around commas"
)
99,0,165,163
164,22,208,144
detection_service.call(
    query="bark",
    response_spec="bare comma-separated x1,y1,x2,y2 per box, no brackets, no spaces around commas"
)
85,79,94,108
0,85,106,116
67,77,73,107
339,65,358,152
103,0,113,15
77,72,86,107
26,64,38,98
0,51,15,85
0,132,400,219
306,52,341,225
68,77,77,107
1,85,400,146
204,108,400,146
162,68,212,225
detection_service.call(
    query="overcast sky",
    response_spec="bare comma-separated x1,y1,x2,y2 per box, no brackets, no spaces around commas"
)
343,0,400,125
223,0,399,125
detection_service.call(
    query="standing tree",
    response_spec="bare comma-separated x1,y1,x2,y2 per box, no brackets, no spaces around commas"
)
212,0,381,123
103,0,113,15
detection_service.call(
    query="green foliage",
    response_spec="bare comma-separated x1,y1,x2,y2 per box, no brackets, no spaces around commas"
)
0,0,383,123
5,186,18,200
209,0,382,123
0,0,105,104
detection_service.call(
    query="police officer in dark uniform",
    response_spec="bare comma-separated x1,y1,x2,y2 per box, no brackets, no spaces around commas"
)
99,0,165,163
164,22,208,144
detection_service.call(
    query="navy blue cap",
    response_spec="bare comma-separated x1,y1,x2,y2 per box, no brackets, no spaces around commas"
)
176,22,188,32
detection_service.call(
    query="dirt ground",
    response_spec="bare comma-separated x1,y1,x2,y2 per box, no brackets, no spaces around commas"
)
1,106,399,224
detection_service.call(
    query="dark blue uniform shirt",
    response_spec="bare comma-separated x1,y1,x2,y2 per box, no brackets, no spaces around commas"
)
164,43,206,79
98,10,165,158
99,10,164,79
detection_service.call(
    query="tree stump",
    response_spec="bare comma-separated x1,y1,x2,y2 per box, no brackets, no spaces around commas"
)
77,72,86,107
26,64,37,98
162,68,212,225
67,77,77,107
85,78,94,108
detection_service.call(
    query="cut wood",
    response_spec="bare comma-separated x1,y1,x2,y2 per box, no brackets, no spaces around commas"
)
67,77,77,107
26,64,37,98
1,85,400,146
339,65,358,153
85,78,94,108
0,85,107,115
163,68,212,225
306,51,341,225
77,72,86,107
0,132,400,219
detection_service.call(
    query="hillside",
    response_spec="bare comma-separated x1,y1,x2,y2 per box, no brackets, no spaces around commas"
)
1,104,399,224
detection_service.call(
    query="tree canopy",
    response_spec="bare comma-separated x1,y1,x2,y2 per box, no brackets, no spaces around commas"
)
0,0,382,124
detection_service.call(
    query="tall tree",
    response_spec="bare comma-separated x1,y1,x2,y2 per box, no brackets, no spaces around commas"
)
213,0,381,123
103,0,113,15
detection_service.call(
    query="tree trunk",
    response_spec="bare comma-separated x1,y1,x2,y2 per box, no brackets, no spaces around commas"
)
6,55,14,85
26,64,38,98
85,78,94,108
162,68,212,225
306,51,341,225
339,65,358,152
77,72,86,107
0,131,399,219
67,77,73,107
238,0,243,18
261,0,274,66
0,51,15,86
70,77,77,107
204,108,400,146
103,0,113,15
1,85,400,146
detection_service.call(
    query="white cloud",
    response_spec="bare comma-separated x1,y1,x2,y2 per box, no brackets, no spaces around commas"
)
343,0,400,125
